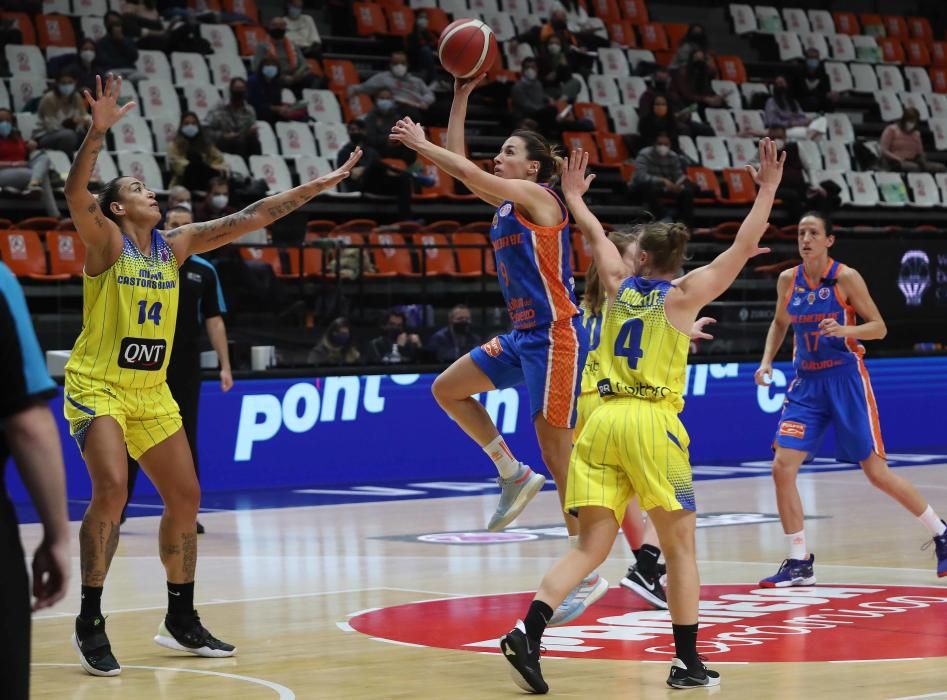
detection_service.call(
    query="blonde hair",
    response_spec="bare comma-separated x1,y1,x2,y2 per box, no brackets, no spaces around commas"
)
583,230,640,315
636,221,690,275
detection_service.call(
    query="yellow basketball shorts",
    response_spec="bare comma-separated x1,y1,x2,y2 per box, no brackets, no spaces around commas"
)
565,396,696,524
64,373,182,460
573,390,604,441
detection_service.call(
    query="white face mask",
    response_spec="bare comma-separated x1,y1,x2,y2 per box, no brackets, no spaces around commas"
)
547,43,562,55
655,144,671,156
904,121,917,131
391,64,408,78
774,138,786,150
524,68,537,81
80,50,96,64
416,17,428,29
211,194,228,210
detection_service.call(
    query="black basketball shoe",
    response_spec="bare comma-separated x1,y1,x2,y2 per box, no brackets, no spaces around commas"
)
154,610,236,657
620,562,668,610
666,657,721,689
500,622,548,694
72,615,121,676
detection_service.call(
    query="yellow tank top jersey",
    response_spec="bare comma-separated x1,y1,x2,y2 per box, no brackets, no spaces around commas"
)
578,300,605,396
65,231,179,390
598,276,690,413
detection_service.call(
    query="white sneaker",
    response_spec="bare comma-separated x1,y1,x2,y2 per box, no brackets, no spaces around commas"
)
548,573,608,626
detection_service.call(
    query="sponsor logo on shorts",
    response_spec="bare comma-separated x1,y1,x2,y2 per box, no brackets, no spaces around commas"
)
819,287,831,300
498,203,512,217
118,337,167,371
346,585,947,662
779,420,806,438
481,337,503,357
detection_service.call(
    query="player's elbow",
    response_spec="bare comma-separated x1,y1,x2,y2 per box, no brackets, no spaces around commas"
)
875,321,887,339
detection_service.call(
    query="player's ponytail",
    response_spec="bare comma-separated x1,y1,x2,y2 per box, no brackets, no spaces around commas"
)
97,177,126,225
638,221,690,275
512,129,566,184
583,230,639,315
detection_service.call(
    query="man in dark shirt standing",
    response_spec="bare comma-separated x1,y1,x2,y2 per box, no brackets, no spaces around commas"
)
426,305,481,364
0,262,70,700
125,207,233,533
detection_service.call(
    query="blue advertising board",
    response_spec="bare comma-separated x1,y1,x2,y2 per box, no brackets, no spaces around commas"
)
6,357,947,504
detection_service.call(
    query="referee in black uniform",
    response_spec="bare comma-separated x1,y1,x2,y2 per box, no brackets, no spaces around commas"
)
125,206,233,533
0,262,70,700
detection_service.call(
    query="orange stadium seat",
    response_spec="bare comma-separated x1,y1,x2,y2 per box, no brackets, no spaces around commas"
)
832,12,859,35
224,0,259,23
878,37,905,64
594,132,629,165
36,14,75,48
717,55,747,84
665,23,689,51
235,25,271,57
452,232,495,276
16,216,59,232
424,220,461,234
561,132,600,164
721,168,756,204
883,15,909,39
0,12,36,45
353,3,388,36
301,247,324,278
47,231,85,278
324,59,360,92
687,166,723,203
571,231,593,276
859,14,883,35
574,103,609,132
385,6,414,36
239,247,285,277
419,7,449,34
908,16,933,40
342,93,373,121
588,0,621,22
619,0,648,24
931,43,947,68
414,233,457,276
607,21,638,47
0,230,68,280
905,40,931,67
369,231,416,276
639,23,669,52
930,68,947,93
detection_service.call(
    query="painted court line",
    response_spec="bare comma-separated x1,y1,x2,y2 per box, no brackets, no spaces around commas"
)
891,694,947,700
32,663,295,698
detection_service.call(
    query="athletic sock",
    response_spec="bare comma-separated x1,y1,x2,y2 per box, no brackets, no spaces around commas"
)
672,623,700,669
787,530,807,561
167,581,195,617
524,600,553,645
635,544,661,577
918,506,947,537
484,435,519,479
80,585,103,620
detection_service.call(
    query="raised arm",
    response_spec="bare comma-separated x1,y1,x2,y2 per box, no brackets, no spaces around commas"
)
390,116,551,214
446,75,503,207
675,138,785,312
164,148,362,260
754,268,793,386
561,150,625,299
65,74,136,266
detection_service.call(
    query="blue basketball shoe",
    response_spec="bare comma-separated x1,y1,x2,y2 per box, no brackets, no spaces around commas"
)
758,554,816,588
925,521,947,578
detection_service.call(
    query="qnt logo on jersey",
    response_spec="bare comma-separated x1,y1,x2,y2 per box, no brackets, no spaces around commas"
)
118,337,167,371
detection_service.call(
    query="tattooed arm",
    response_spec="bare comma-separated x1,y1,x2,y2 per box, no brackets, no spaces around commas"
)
65,74,136,273
164,148,363,260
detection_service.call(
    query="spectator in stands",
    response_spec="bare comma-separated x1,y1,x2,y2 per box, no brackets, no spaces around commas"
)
670,24,710,70
536,35,581,103
511,58,559,132
48,39,102,95
193,177,237,223
639,68,710,139
554,1,608,50
365,309,422,365
792,48,834,113
348,51,435,121
121,0,170,50
167,112,229,193
33,71,91,159
638,94,679,148
248,57,294,123
339,118,414,219
308,317,361,366
167,185,192,211
205,78,260,160
880,108,946,173
285,0,322,58
406,10,438,83
0,109,61,218
95,13,140,75
629,131,697,225
254,17,315,92
764,75,827,141
426,305,481,364
671,49,723,114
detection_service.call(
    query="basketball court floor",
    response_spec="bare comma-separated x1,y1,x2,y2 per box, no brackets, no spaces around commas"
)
24,460,947,699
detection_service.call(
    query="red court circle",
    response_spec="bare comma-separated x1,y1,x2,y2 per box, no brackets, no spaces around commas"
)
348,584,947,662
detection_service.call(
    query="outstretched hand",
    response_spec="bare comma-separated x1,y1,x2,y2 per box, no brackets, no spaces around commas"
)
690,316,716,341
562,149,595,198
313,147,362,191
83,74,136,133
389,117,428,151
454,74,487,98
745,137,785,189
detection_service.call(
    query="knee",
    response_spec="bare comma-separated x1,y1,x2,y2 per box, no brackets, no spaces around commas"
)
863,464,889,490
771,456,798,485
658,518,695,557
91,474,129,511
166,480,201,516
431,374,461,406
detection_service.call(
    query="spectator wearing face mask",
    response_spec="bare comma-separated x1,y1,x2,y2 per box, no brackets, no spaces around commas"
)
162,186,192,226
0,109,61,218
348,51,435,121
32,70,90,158
284,0,322,58
880,108,946,173
365,309,422,365
671,49,723,116
166,112,229,192
95,12,139,73
425,305,481,364
205,78,260,159
248,58,294,123
194,177,237,223
254,17,316,92
763,75,826,141
511,58,557,129
630,132,697,225
406,10,437,83
670,24,710,70
536,35,581,103
308,317,361,366
792,49,834,113
47,38,101,95
638,94,680,148
339,118,415,219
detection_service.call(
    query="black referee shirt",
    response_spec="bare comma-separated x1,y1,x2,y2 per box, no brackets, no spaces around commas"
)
172,255,226,355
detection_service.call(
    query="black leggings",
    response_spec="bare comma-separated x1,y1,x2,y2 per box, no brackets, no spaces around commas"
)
0,500,30,700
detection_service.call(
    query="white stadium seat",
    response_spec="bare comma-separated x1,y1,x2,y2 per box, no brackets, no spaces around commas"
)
136,50,173,82
587,75,621,106
875,90,903,122
314,122,349,157
116,152,166,193
824,62,854,93
111,115,153,152
825,113,854,143
171,52,211,87
696,136,730,170
597,48,629,77
705,108,737,137
906,173,941,207
875,172,909,207
729,4,757,34
138,79,181,120
782,8,810,34
818,140,851,171
828,34,855,62
10,77,48,113
249,155,293,193
6,45,46,79
775,32,804,61
276,121,318,158
875,65,905,93
845,171,880,206
807,9,835,35
608,104,638,135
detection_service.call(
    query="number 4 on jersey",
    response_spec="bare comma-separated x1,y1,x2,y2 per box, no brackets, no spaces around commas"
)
614,318,644,369
137,300,162,326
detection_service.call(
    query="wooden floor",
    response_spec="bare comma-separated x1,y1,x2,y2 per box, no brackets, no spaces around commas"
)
25,463,947,699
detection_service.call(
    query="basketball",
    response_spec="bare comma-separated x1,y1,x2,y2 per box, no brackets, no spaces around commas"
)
437,18,499,79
